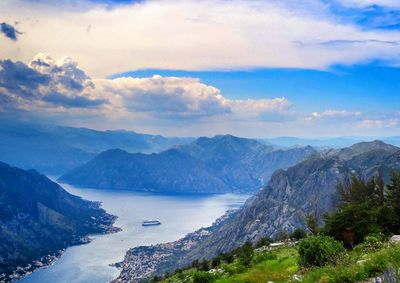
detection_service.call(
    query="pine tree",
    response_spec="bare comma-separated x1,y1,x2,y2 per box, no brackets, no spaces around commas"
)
386,171,400,233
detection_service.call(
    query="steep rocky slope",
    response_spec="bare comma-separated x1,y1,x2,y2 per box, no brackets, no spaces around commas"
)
0,162,118,282
112,141,400,281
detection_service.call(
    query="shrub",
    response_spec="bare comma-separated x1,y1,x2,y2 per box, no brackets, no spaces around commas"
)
298,236,345,267
277,229,290,241
354,234,384,253
220,252,234,263
253,251,278,264
200,260,210,271
211,256,221,268
255,237,273,248
237,241,254,267
192,259,200,268
177,272,185,280
290,228,307,240
149,276,162,282
193,271,215,283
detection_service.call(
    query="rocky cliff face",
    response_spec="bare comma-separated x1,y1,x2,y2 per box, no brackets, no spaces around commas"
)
0,162,118,282
59,135,317,194
112,141,400,281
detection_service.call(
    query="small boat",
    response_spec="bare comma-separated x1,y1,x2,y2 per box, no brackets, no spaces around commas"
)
142,220,161,226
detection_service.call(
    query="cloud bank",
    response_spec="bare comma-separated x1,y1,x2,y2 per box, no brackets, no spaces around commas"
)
0,54,290,128
1,0,400,77
1,54,397,137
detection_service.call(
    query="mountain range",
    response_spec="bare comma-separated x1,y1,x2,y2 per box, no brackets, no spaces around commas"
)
0,162,118,281
263,136,400,148
0,122,193,175
59,135,317,194
2,121,400,177
112,140,400,281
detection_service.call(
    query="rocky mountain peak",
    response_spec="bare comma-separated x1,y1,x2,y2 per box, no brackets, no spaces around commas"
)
337,140,399,160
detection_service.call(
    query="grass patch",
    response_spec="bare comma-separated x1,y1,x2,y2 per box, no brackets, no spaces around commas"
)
301,243,400,283
160,242,400,283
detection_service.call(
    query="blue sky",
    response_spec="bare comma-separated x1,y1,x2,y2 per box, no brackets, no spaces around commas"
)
113,63,400,113
0,0,399,137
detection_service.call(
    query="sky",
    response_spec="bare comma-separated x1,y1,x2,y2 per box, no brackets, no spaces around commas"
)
0,0,399,138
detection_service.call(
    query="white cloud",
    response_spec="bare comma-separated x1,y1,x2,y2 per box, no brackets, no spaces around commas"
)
93,75,229,118
1,54,398,137
0,54,290,123
1,0,400,77
358,118,400,128
91,75,290,119
305,109,362,120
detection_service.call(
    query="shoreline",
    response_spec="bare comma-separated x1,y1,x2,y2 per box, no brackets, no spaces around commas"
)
2,250,65,283
58,181,253,197
2,222,122,283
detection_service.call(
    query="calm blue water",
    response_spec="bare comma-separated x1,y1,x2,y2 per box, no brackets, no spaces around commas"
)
19,183,248,283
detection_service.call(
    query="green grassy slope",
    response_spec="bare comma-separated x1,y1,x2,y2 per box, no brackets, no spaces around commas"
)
159,241,400,283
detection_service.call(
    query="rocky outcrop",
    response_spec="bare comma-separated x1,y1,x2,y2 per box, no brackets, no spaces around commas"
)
389,235,400,245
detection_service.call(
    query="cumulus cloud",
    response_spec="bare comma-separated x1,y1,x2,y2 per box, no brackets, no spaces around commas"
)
0,54,107,110
1,0,400,77
91,75,290,120
94,75,230,119
1,54,397,137
0,54,290,124
0,22,21,41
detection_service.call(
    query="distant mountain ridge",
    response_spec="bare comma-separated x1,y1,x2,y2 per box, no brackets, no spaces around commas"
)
60,148,230,193
112,140,400,281
0,122,193,175
264,136,400,148
2,121,399,176
59,135,317,194
0,162,118,281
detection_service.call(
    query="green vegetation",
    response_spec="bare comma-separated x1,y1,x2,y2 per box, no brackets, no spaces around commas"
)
323,172,400,246
301,244,400,282
158,240,400,283
156,172,400,283
290,228,307,240
297,236,345,267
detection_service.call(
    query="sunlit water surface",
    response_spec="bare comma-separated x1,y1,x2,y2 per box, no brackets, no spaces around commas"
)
19,183,248,283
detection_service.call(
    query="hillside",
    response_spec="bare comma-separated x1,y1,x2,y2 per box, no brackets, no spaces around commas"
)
157,239,400,283
112,140,400,280
0,162,118,282
59,135,317,194
59,148,230,193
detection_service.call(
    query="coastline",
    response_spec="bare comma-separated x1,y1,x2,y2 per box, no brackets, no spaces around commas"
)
1,220,122,283
111,210,237,282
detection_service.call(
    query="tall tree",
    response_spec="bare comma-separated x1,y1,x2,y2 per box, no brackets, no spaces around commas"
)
386,171,400,233
324,174,386,245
